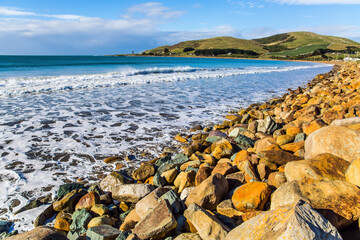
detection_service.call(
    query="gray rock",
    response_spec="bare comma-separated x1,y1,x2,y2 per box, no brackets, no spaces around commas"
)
294,133,306,142
226,200,342,240
86,225,121,240
70,209,92,235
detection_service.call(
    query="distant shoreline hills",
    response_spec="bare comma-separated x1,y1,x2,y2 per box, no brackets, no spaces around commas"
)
123,31,360,61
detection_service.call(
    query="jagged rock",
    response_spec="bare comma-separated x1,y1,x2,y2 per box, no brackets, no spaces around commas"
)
133,200,177,240
211,139,233,160
285,153,350,182
120,209,141,231
112,184,155,203
184,203,230,240
270,180,360,229
161,168,179,184
6,226,68,240
90,204,109,217
34,204,57,227
160,189,182,214
216,199,243,218
56,183,84,199
211,162,236,176
226,200,342,240
185,173,229,211
174,171,196,193
232,182,271,212
86,225,121,240
305,126,360,162
225,172,245,189
135,187,170,219
195,166,213,186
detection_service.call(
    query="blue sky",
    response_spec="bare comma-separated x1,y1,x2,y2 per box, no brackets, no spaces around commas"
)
0,0,359,55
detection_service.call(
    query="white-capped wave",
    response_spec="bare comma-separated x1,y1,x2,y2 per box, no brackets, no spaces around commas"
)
0,64,330,97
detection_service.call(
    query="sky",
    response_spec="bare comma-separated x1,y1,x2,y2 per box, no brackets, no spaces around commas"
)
0,0,359,55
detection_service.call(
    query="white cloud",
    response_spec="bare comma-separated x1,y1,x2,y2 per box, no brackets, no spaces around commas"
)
0,7,36,16
122,2,184,19
271,0,360,4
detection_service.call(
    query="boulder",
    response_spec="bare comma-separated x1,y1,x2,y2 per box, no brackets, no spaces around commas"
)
135,187,170,219
161,168,179,184
185,173,229,211
270,180,360,229
211,139,233,160
86,225,121,240
90,204,109,217
159,189,182,214
276,135,294,146
75,191,100,211
331,117,360,126
232,150,251,169
304,126,360,162
226,200,342,240
302,119,327,136
285,153,350,182
257,150,302,165
54,215,71,232
174,233,202,240
267,172,287,188
216,199,243,218
132,164,155,182
225,172,245,189
280,141,304,153
6,226,67,240
184,203,230,240
232,182,271,212
133,200,177,240
112,184,155,203
345,158,360,187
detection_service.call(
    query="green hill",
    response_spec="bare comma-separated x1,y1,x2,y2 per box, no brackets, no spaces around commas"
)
142,31,360,60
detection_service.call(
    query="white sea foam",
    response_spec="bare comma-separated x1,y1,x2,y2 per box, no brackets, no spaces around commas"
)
0,64,330,97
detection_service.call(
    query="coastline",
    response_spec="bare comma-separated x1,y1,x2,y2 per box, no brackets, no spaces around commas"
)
4,61,360,239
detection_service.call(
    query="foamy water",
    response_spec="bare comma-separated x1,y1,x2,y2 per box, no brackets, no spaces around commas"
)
0,56,332,232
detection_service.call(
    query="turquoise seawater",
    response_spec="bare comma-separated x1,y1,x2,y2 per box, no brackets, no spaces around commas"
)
0,56,332,231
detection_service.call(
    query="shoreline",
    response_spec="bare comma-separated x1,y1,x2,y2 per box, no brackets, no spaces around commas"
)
4,61,360,239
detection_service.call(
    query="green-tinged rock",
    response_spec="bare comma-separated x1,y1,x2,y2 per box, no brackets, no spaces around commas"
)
159,189,182,214
67,231,81,240
14,199,43,215
185,166,199,173
87,225,121,240
294,133,306,142
115,231,131,240
155,155,172,167
234,134,255,149
153,172,167,187
119,210,132,222
205,136,223,143
53,189,87,213
70,209,92,235
56,183,84,200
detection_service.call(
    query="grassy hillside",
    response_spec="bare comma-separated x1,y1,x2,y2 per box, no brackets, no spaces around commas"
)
142,31,360,60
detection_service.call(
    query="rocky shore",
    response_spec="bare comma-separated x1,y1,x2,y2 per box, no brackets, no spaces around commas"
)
3,62,360,240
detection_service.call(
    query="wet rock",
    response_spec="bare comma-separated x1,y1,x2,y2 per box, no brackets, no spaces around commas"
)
232,182,271,212
132,164,155,182
270,180,360,229
34,204,58,227
69,209,92,235
6,226,67,240
226,200,341,240
112,184,155,203
75,191,100,211
133,200,177,240
56,183,85,199
184,203,230,240
185,173,228,211
53,189,87,213
86,225,121,240
285,153,350,182
305,126,360,162
257,150,302,165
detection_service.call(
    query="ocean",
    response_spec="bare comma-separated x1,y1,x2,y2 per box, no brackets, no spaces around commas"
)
0,55,332,231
